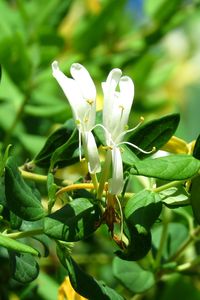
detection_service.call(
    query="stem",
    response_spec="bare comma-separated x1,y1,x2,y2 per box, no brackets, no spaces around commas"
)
97,150,112,199
90,173,99,191
20,169,47,183
56,183,95,197
153,180,184,193
154,207,171,269
5,228,43,239
169,226,200,262
176,255,200,272
20,168,72,186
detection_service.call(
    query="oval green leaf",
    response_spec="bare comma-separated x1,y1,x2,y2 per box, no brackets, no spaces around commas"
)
57,247,125,300
130,155,200,180
5,157,45,221
33,119,78,168
113,257,155,293
128,113,180,158
9,252,39,283
44,198,101,241
124,190,162,231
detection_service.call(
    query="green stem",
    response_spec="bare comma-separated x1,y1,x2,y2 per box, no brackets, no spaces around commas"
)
20,168,72,186
176,255,200,272
154,207,171,269
97,150,112,199
169,226,200,262
153,180,184,193
90,173,99,191
5,228,43,239
20,169,47,183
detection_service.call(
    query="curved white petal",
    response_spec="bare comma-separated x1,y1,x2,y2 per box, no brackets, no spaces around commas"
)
118,76,134,125
114,75,134,143
102,68,122,144
102,69,122,115
52,61,96,131
109,147,124,195
102,68,134,145
70,63,96,101
71,63,96,130
83,131,101,174
52,61,81,121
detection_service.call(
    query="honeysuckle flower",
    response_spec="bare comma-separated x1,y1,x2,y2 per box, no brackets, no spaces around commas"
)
102,68,150,195
52,61,101,174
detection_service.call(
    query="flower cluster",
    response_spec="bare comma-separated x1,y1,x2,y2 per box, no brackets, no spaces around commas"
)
52,61,145,197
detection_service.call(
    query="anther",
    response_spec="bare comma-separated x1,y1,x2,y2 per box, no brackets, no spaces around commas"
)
87,99,94,105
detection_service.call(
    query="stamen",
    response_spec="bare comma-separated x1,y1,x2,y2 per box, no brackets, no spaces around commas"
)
84,117,89,123
119,105,124,120
83,106,92,125
86,99,94,105
117,141,156,154
117,117,144,139
125,116,144,134
78,130,82,161
102,145,113,151
91,123,115,146
116,116,144,141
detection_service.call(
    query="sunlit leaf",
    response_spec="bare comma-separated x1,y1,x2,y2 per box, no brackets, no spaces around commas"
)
128,114,180,158
130,155,200,180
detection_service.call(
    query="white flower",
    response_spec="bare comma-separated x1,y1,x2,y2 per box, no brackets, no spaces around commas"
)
52,61,101,174
102,68,134,195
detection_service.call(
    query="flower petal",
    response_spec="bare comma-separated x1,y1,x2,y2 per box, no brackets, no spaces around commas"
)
114,75,134,143
102,68,122,144
70,63,96,101
109,147,124,195
52,61,81,121
83,131,101,174
52,61,96,131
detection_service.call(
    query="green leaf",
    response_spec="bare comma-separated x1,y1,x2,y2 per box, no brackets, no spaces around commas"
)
152,223,188,260
113,257,155,293
36,271,59,300
116,190,162,261
160,187,189,207
130,155,200,180
115,226,152,261
121,144,139,166
50,128,79,169
124,190,162,231
44,198,101,241
190,176,200,224
0,143,12,177
5,157,45,221
128,114,180,158
9,252,39,283
20,220,50,257
33,119,78,168
193,134,200,160
9,211,22,230
0,234,38,255
57,246,125,300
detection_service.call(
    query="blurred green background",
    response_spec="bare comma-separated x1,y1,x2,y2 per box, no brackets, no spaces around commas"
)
1,0,200,299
